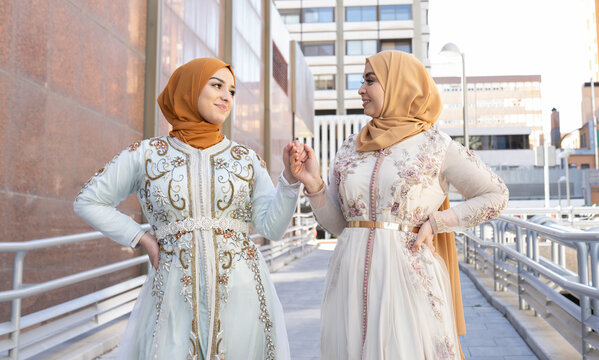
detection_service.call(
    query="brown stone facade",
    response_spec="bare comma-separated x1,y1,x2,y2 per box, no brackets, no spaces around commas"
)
0,0,147,322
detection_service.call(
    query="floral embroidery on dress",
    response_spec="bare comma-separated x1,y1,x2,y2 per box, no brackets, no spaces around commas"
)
214,157,229,169
436,336,457,359
170,156,185,167
346,195,367,218
406,240,444,320
128,141,140,151
150,138,168,155
452,141,509,228
334,135,373,205
152,185,169,207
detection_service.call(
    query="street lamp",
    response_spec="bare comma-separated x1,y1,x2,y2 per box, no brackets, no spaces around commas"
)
440,43,469,149
559,148,574,208
558,176,566,209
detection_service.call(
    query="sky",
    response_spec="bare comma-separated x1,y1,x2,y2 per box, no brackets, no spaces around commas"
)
428,0,593,133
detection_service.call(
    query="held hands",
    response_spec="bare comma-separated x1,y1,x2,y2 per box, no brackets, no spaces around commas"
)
285,142,323,193
412,221,435,253
140,233,160,270
283,140,307,184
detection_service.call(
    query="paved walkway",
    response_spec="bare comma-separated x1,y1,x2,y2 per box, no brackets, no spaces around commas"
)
272,244,537,360
99,244,537,359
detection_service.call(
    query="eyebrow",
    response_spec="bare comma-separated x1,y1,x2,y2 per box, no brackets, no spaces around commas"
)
210,76,236,89
363,72,376,78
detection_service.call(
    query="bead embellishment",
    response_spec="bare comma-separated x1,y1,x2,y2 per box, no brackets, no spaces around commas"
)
155,217,249,240
362,149,386,346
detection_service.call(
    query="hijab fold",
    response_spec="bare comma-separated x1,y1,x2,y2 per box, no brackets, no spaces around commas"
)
355,51,466,342
157,58,234,149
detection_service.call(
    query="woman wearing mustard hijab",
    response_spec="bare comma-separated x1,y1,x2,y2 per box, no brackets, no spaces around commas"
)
74,58,304,359
290,50,509,359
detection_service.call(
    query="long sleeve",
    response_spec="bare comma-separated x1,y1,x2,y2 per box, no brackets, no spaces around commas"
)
251,155,301,241
306,158,346,236
73,145,144,247
432,140,509,233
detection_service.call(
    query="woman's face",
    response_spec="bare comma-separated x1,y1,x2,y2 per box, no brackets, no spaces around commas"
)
198,67,236,125
358,62,385,117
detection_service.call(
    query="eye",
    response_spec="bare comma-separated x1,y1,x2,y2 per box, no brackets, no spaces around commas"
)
229,90,236,97
365,79,374,84
212,83,222,89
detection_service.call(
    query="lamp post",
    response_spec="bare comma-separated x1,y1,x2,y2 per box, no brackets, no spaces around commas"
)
559,148,573,208
440,42,469,149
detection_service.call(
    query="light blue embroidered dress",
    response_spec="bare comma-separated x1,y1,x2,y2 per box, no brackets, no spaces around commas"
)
74,136,299,360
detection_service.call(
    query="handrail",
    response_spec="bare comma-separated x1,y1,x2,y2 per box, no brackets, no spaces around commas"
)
0,224,152,252
497,215,599,241
0,256,148,302
460,230,599,299
0,211,317,359
459,214,599,357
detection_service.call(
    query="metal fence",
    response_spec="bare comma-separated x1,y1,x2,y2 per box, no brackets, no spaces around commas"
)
459,214,599,358
0,212,317,360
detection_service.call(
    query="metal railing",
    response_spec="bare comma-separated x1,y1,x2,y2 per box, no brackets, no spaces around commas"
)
458,214,599,359
0,212,317,360
501,206,599,229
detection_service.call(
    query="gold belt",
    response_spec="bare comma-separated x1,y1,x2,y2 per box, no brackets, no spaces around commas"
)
346,221,420,234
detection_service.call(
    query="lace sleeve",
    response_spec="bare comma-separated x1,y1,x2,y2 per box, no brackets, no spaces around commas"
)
434,141,509,232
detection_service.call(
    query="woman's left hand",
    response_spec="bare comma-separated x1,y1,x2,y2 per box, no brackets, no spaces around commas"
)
412,221,435,253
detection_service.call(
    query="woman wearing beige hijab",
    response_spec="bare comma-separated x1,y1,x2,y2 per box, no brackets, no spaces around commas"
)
290,50,508,359
75,58,304,359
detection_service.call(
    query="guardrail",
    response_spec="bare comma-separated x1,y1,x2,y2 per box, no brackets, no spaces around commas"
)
501,206,599,229
458,214,599,359
0,212,317,360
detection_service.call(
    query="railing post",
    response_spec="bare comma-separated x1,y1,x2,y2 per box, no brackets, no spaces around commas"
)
590,242,599,315
515,227,527,310
576,242,592,355
9,251,26,360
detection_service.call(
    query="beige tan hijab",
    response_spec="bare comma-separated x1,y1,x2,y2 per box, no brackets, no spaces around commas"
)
355,50,442,152
356,51,467,351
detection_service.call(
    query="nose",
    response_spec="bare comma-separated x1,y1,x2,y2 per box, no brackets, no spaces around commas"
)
221,89,232,102
358,82,366,95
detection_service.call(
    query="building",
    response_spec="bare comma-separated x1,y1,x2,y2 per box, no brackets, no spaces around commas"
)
274,0,430,115
0,0,313,321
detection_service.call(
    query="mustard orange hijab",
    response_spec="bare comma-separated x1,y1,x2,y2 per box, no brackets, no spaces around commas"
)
356,51,467,342
355,50,442,152
157,58,235,149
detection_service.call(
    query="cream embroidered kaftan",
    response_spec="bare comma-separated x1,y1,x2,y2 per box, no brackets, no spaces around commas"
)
74,136,300,360
309,129,508,360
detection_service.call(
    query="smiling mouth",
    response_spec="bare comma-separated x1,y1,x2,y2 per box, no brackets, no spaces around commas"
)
215,104,227,112
362,100,371,107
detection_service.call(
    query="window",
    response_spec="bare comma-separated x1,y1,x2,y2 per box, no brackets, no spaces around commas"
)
316,109,337,115
301,42,335,56
380,5,412,21
302,8,334,23
346,40,377,56
346,6,376,22
280,9,300,24
346,73,362,90
451,135,529,150
314,74,335,90
380,40,411,53
346,108,364,114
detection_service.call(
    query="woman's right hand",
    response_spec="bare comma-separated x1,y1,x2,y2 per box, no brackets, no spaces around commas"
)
139,233,160,270
291,144,323,193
